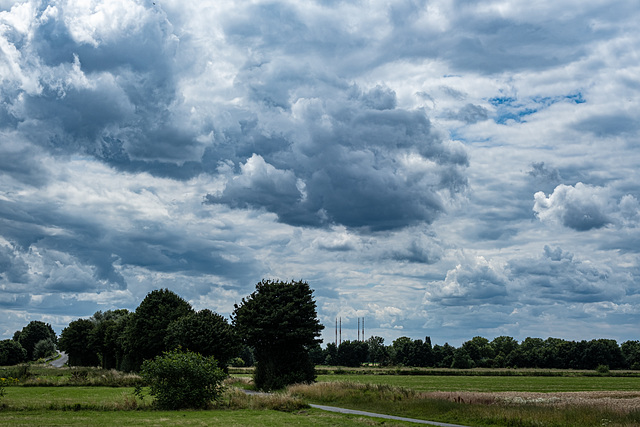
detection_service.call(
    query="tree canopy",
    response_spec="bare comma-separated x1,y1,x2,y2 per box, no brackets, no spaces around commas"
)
59,318,100,367
15,321,57,361
233,279,323,390
165,309,240,369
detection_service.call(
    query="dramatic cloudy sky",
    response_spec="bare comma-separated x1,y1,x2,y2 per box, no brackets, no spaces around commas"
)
1,0,639,346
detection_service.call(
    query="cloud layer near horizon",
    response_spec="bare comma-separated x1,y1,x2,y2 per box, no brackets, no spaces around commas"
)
1,0,639,346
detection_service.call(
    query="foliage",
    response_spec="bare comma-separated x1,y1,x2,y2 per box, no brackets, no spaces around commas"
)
335,340,368,367
460,336,493,368
0,339,27,365
366,336,390,366
391,337,432,367
89,309,131,370
124,289,193,371
450,348,474,369
233,279,324,390
165,309,240,369
139,348,226,409
621,340,640,370
33,339,56,360
15,321,57,361
59,319,100,367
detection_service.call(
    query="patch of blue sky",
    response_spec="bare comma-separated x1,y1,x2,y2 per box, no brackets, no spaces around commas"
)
491,92,585,125
449,129,491,145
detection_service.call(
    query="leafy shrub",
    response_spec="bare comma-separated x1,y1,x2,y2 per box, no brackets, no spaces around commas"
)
139,348,226,409
33,339,56,360
229,357,245,367
596,364,610,374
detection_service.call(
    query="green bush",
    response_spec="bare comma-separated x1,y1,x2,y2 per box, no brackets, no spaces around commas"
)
229,357,245,367
139,348,226,409
33,339,56,360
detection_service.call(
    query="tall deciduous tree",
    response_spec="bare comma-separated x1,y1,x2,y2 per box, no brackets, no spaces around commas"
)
232,279,324,390
0,339,27,365
59,318,100,367
165,309,240,369
89,309,131,370
15,321,57,361
124,289,193,371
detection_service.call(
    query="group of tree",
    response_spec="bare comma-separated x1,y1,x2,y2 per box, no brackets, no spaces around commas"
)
54,280,323,391
0,321,57,365
56,289,241,372
5,280,640,392
314,335,640,370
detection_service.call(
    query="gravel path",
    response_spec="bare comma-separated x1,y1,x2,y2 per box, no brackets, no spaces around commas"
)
242,390,469,426
309,404,469,426
49,351,68,368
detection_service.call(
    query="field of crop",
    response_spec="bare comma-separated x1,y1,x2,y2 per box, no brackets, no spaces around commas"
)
317,372,640,393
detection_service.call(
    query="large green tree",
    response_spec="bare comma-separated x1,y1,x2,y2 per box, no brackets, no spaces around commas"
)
0,339,27,365
124,289,193,371
89,309,131,370
165,309,240,369
232,279,324,390
59,318,100,367
15,321,57,361
335,340,369,367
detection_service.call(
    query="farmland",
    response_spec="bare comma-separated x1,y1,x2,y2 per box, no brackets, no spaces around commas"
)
2,365,640,426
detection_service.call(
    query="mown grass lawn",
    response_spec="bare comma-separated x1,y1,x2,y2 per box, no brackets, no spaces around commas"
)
0,408,417,427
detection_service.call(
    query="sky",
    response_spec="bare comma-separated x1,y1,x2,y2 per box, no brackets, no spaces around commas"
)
1,0,639,347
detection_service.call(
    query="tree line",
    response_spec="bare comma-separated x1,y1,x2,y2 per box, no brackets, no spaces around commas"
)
315,335,640,370
2,281,640,388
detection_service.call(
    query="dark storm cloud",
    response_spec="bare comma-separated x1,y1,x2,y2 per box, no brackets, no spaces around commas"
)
0,1,206,175
207,81,468,230
0,135,49,187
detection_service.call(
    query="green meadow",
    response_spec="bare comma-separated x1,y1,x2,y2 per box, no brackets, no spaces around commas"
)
2,365,640,426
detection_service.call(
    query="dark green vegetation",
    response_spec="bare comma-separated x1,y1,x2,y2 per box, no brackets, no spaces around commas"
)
1,321,57,365
233,279,324,390
139,348,226,409
321,335,640,371
9,280,325,394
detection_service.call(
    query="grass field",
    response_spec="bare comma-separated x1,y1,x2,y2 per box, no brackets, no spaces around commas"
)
0,408,410,427
2,365,640,426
